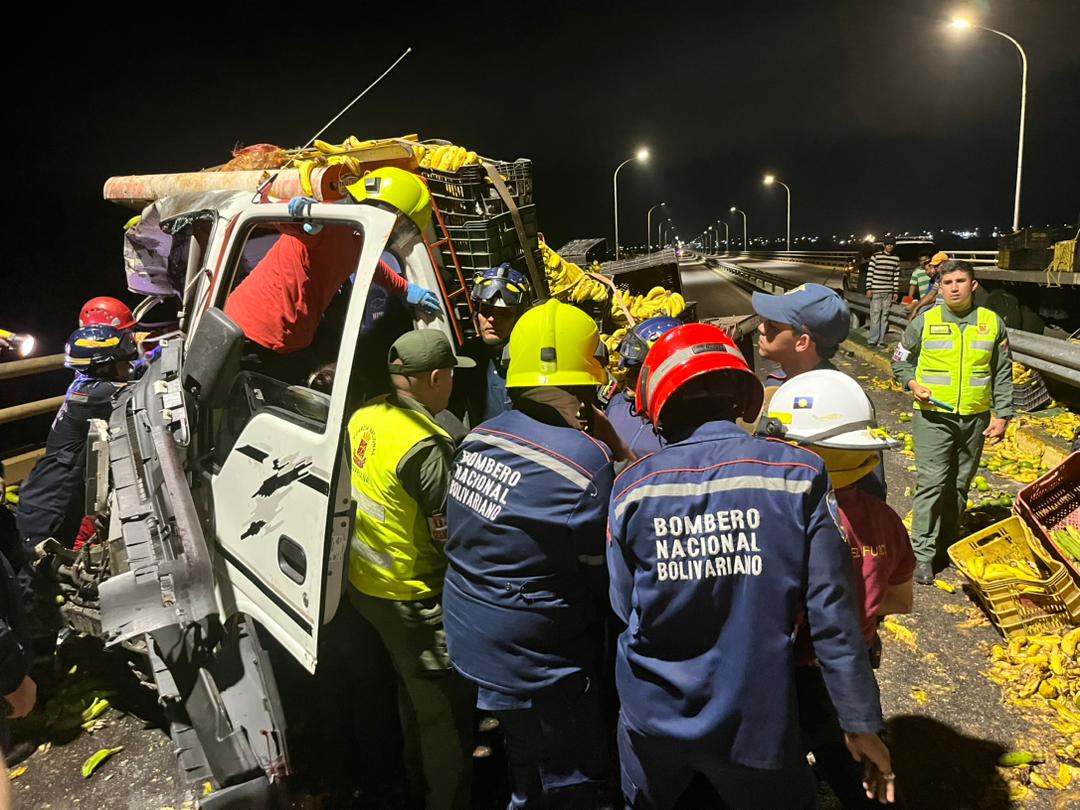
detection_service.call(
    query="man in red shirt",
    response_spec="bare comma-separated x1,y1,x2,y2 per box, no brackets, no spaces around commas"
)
767,369,913,808
224,193,442,380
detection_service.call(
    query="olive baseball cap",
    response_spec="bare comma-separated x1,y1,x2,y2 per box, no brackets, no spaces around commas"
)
388,330,476,375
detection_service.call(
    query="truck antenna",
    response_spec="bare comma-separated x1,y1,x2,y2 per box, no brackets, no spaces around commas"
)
255,47,414,199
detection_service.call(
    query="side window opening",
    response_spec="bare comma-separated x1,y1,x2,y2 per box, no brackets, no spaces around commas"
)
208,221,368,463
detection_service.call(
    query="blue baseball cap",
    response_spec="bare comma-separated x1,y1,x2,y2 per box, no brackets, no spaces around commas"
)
752,284,850,349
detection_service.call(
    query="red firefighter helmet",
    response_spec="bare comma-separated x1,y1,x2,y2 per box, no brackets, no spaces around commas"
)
79,297,136,330
636,323,763,428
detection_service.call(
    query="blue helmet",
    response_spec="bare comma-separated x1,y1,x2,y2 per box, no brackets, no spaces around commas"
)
471,264,531,308
64,325,138,371
618,316,682,368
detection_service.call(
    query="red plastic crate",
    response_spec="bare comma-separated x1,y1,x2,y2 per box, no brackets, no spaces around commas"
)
1015,452,1080,581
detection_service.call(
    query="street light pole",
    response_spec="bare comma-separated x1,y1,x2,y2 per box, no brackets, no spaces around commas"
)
730,206,748,252
646,202,666,253
763,174,792,250
717,220,729,254
659,218,671,248
613,148,650,259
952,19,1028,232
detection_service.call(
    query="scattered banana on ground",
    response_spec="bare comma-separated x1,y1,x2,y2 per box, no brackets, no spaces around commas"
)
985,626,1080,792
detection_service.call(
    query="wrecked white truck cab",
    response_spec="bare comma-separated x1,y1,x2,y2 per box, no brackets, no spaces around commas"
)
80,192,460,807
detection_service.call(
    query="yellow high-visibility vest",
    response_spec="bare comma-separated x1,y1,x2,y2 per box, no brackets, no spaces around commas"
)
347,395,451,600
915,305,999,415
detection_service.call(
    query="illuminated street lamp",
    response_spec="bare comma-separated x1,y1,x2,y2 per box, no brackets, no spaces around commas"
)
950,17,1028,232
646,202,666,253
613,147,650,258
763,174,792,251
717,219,729,253
730,206,748,252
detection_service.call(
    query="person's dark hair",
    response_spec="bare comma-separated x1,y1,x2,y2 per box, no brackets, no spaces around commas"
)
658,371,750,440
939,260,976,280
308,363,337,394
817,342,840,360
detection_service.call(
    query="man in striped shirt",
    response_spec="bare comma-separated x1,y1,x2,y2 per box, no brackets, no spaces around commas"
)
867,237,900,347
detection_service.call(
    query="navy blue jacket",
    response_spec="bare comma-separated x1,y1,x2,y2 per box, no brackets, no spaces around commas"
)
443,408,613,697
607,419,883,770
16,374,119,542
605,392,665,459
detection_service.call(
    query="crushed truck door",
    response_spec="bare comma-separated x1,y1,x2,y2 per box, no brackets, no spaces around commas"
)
204,203,410,672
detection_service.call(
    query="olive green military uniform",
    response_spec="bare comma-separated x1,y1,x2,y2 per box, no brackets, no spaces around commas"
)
892,303,1014,564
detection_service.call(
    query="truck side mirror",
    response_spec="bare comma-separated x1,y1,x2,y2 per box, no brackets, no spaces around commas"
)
183,307,243,409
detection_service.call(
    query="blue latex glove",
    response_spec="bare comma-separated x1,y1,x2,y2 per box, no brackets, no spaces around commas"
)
406,283,442,313
287,196,319,218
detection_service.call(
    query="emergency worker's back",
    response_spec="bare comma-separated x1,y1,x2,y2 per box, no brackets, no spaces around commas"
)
607,420,870,770
443,408,613,696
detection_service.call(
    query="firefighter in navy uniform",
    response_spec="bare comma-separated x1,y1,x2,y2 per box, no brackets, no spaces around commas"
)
15,325,136,657
443,299,614,808
16,325,136,555
604,316,681,459
607,323,895,810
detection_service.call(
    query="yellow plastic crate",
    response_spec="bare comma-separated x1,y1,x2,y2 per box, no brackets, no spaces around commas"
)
948,516,1080,638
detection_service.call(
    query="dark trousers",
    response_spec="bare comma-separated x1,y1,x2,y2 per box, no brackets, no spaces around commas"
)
349,589,475,810
796,665,879,809
617,717,816,810
479,674,609,809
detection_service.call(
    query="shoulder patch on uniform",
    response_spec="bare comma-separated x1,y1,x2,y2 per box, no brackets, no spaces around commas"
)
892,344,911,363
826,489,848,543
68,391,90,403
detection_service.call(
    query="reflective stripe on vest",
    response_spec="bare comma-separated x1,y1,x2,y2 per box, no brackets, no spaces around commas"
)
347,395,452,600
915,306,999,415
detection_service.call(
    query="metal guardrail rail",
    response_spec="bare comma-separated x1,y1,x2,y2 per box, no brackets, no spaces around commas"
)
0,353,67,426
706,258,1080,388
697,248,1001,267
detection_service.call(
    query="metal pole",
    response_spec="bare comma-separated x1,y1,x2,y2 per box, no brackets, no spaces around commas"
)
646,203,664,254
732,208,748,251
718,220,729,254
777,180,792,251
982,27,1027,232
612,157,635,259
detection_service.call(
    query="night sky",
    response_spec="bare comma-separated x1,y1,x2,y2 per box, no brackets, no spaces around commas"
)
4,0,1079,356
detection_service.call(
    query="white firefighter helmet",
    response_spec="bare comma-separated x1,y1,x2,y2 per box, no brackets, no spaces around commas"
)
766,369,900,450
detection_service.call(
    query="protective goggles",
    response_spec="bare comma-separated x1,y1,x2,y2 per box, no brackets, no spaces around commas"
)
471,275,529,307
618,333,653,368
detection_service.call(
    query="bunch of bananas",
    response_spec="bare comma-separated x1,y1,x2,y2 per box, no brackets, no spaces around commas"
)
959,554,1047,584
600,328,630,381
540,240,609,304
289,135,419,196
1013,362,1037,385
983,627,1080,796
417,144,480,172
610,286,687,327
